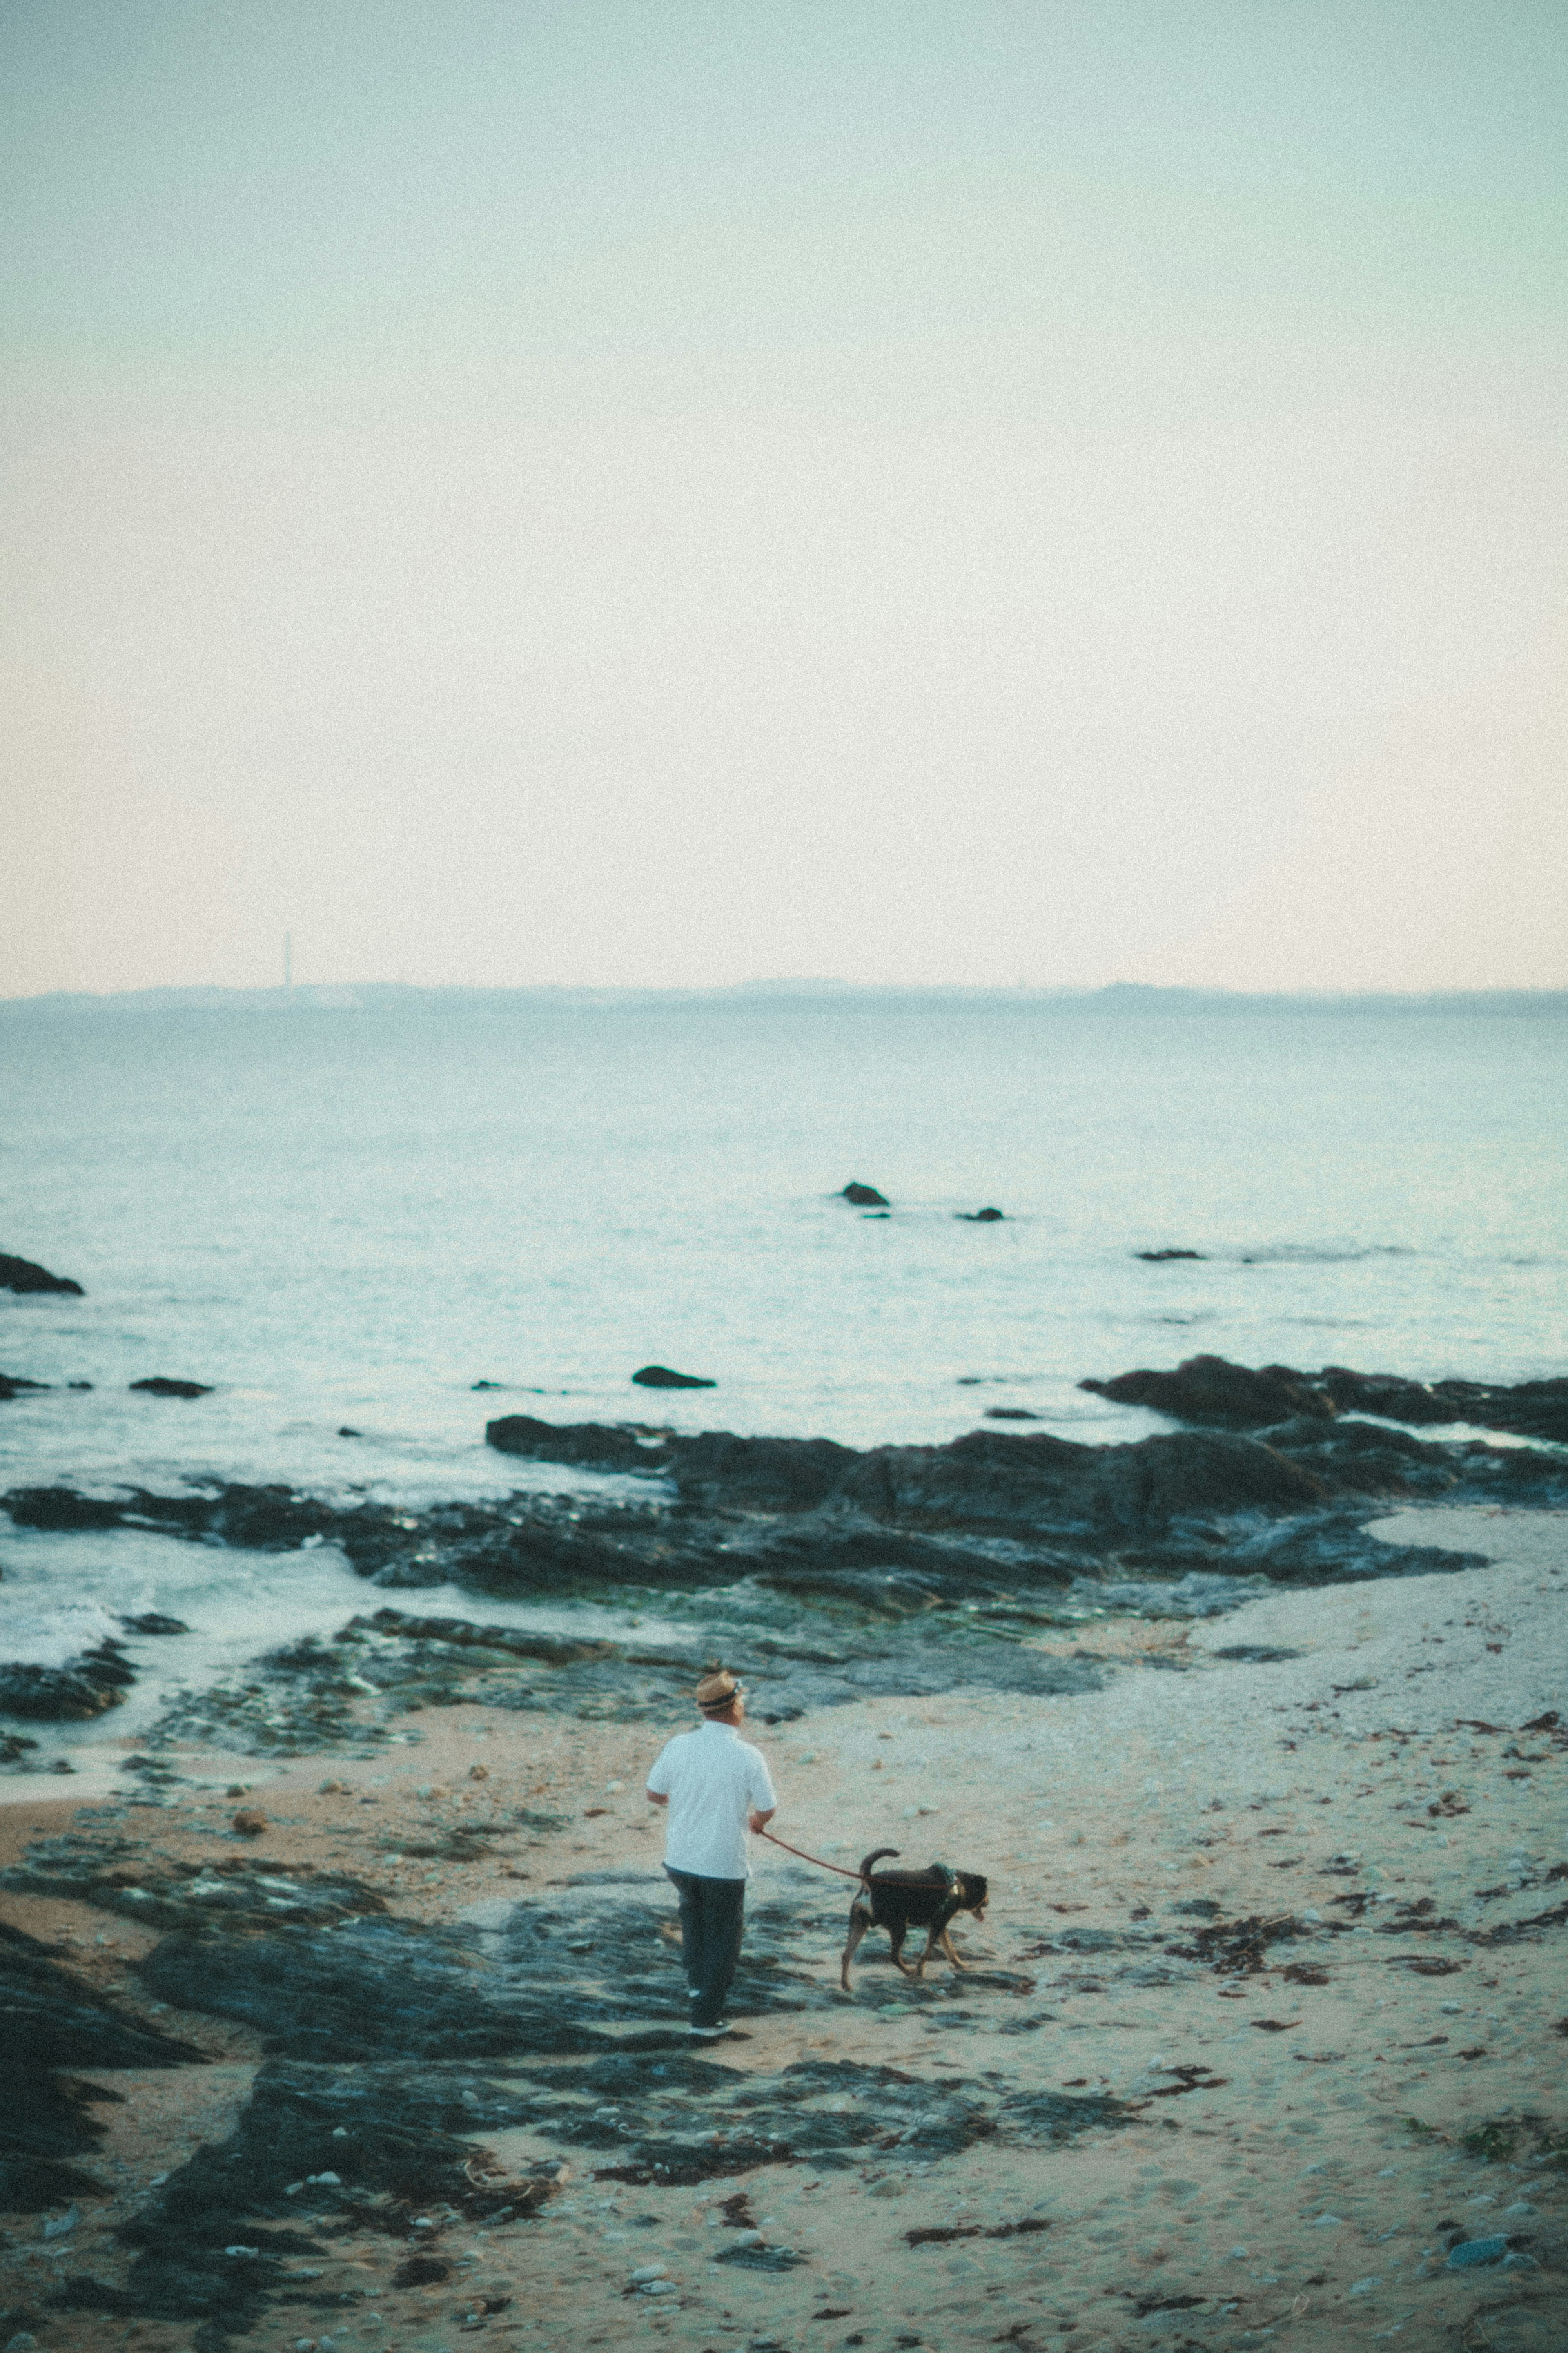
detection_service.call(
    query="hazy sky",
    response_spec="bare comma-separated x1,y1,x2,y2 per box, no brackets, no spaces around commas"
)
5,2,1565,997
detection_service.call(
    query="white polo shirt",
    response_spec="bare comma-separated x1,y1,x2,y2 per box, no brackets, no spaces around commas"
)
646,1720,778,1881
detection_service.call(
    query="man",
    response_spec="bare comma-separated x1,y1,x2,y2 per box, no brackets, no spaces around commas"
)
646,1670,777,2039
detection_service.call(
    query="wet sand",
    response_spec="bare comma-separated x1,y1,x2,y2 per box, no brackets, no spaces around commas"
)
2,1505,1565,2353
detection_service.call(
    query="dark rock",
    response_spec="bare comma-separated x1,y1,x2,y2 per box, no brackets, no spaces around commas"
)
0,1374,51,1401
667,1431,860,1512
337,1426,361,1437
1080,1355,1336,1429
0,1253,83,1296
129,1377,213,1399
354,1608,618,1668
1087,1355,1568,1447
0,1648,134,1721
833,1425,1332,1532
0,1917,202,2210
1315,1365,1568,1446
4,1489,129,1530
69,1379,94,1389
1134,1249,1206,1262
471,1380,504,1390
631,1365,717,1390
119,1614,189,1636
393,2254,452,2287
484,1416,667,1473
983,1407,1038,1421
957,1207,1005,1222
840,1182,889,1207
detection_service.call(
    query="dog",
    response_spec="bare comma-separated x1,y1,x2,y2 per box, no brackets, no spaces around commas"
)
840,1848,989,1991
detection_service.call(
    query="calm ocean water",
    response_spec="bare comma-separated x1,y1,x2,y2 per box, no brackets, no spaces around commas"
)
2,990,1564,1759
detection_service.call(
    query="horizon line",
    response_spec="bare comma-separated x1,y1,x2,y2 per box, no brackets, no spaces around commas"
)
4,978,1567,1015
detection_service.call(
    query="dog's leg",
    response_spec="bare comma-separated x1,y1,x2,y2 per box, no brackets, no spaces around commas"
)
912,1924,945,1979
840,1901,872,1992
888,1921,919,1977
938,1925,971,1970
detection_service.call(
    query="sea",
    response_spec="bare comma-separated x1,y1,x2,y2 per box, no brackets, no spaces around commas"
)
3,987,1565,1776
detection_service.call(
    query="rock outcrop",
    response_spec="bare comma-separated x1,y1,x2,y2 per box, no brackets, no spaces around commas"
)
1081,1356,1568,1445
0,1918,200,2210
631,1365,717,1389
1312,1365,1568,1446
0,1644,135,1721
0,1253,83,1295
129,1376,213,1398
957,1206,1005,1222
840,1181,889,1207
1080,1355,1336,1429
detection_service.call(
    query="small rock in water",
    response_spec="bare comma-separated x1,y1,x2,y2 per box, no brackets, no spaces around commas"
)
129,1376,213,1398
0,1251,83,1294
631,1364,717,1389
840,1180,889,1206
119,1612,189,1635
337,1425,361,1438
984,1407,1039,1420
956,1206,1005,1221
231,1808,268,1837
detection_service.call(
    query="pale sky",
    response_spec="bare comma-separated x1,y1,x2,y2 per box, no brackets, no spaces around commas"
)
4,2,1565,997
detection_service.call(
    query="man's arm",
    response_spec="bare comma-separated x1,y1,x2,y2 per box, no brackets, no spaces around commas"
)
748,1805,775,1833
646,1788,668,1808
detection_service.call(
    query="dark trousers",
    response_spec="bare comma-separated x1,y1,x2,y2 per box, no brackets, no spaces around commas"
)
665,1867,745,2027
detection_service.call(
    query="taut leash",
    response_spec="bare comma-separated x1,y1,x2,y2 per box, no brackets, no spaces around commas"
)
756,1827,862,1880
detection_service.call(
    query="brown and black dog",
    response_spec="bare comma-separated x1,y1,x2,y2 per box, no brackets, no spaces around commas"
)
840,1848,989,1991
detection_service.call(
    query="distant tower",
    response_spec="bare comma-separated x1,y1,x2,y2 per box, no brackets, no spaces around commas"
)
284,932,293,992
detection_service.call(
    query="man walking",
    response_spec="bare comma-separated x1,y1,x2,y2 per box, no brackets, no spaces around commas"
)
646,1671,777,2039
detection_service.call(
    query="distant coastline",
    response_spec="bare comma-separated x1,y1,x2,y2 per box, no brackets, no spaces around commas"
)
4,979,1567,1019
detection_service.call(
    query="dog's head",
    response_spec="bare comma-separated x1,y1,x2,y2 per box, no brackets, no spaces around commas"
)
954,1872,988,1921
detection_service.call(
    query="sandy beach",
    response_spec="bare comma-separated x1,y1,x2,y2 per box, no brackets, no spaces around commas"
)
3,1503,1564,2353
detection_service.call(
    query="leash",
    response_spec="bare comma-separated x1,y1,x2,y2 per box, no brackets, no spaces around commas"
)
756,1828,863,1880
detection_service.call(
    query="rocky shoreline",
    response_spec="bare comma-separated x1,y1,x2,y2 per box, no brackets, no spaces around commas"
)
2,1362,1565,2351
4,1358,1565,1735
0,1507,1564,2353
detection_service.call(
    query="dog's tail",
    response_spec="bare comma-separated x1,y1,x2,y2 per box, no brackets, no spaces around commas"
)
858,1847,900,1885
